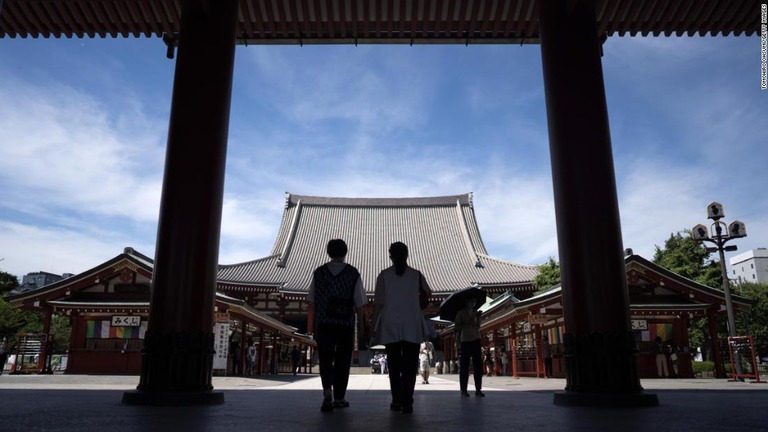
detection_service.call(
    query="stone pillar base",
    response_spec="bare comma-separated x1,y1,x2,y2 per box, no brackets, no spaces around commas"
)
136,331,216,392
123,330,222,405
563,331,643,393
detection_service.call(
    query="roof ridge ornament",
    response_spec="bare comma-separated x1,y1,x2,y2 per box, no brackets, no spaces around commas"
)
456,199,481,267
162,33,178,59
277,199,302,267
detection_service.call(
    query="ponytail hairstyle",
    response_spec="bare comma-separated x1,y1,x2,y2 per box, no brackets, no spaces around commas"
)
389,242,409,276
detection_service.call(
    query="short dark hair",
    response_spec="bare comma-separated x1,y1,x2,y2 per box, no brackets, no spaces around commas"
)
327,239,348,258
389,241,408,259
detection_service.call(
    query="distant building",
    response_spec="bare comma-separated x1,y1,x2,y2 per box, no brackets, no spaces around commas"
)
730,248,768,284
15,271,72,294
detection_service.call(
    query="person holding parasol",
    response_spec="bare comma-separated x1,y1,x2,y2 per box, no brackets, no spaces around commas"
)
444,287,486,397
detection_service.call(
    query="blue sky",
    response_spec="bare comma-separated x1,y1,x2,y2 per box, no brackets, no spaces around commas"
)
0,35,765,280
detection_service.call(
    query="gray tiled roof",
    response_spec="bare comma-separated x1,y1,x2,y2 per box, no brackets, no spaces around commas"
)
217,193,537,296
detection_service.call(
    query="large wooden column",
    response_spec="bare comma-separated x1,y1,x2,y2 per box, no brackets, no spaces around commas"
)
122,0,238,405
539,0,657,406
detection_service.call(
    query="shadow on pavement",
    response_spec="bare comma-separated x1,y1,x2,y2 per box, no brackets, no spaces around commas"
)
0,387,765,432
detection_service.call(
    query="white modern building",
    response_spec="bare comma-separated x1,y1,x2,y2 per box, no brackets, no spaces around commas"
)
730,248,768,284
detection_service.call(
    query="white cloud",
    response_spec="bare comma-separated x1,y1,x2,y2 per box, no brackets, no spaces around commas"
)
474,172,558,265
0,78,166,224
0,221,153,280
617,158,713,258
1,37,765,282
218,194,284,263
243,46,433,135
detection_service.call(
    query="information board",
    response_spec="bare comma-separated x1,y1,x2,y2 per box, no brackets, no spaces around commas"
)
213,322,230,370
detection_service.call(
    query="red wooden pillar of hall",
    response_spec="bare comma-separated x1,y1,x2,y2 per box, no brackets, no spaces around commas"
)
122,0,238,405
538,0,657,407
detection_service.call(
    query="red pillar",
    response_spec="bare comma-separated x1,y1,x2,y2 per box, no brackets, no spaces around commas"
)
539,0,656,406
534,325,543,378
512,336,519,378
258,330,266,375
41,310,53,374
306,303,314,335
239,320,247,377
123,0,238,406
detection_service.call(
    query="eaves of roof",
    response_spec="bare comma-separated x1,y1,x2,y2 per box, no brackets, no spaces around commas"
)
5,248,153,305
216,292,306,339
1,1,759,40
630,303,711,311
470,255,756,332
626,255,752,307
47,300,149,308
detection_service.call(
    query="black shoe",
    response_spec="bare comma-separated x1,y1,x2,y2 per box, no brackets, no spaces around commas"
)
321,399,333,413
460,391,470,397
476,391,486,397
390,402,402,411
401,405,413,414
333,399,350,408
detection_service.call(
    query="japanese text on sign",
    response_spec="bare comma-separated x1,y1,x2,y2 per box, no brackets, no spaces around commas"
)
111,316,141,327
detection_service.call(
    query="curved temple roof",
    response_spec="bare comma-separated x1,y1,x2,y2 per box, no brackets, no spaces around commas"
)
218,193,538,295
0,1,760,41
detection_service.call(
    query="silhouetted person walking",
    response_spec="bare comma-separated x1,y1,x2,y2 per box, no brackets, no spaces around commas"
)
455,298,484,397
308,239,366,413
373,242,432,414
542,335,553,378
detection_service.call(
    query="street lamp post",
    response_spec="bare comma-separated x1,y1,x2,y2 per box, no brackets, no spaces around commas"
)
692,201,747,374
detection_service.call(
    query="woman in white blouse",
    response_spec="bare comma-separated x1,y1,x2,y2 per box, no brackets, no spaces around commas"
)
373,242,432,414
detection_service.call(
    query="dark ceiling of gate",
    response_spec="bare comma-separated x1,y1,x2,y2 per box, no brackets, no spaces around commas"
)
0,0,760,42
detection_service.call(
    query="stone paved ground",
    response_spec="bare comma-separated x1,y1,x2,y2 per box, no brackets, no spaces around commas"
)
0,372,766,431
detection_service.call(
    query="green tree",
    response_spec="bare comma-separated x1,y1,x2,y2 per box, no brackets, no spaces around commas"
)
0,297,42,344
652,231,721,288
533,257,561,294
0,297,71,353
0,270,19,294
652,230,723,361
736,282,768,360
49,315,72,353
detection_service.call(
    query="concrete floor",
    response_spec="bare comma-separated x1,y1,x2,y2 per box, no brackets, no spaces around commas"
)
0,372,766,431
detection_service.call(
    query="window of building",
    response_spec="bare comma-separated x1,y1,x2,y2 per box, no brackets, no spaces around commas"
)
751,263,754,269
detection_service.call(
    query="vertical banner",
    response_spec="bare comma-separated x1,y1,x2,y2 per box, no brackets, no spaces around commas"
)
213,315,230,370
